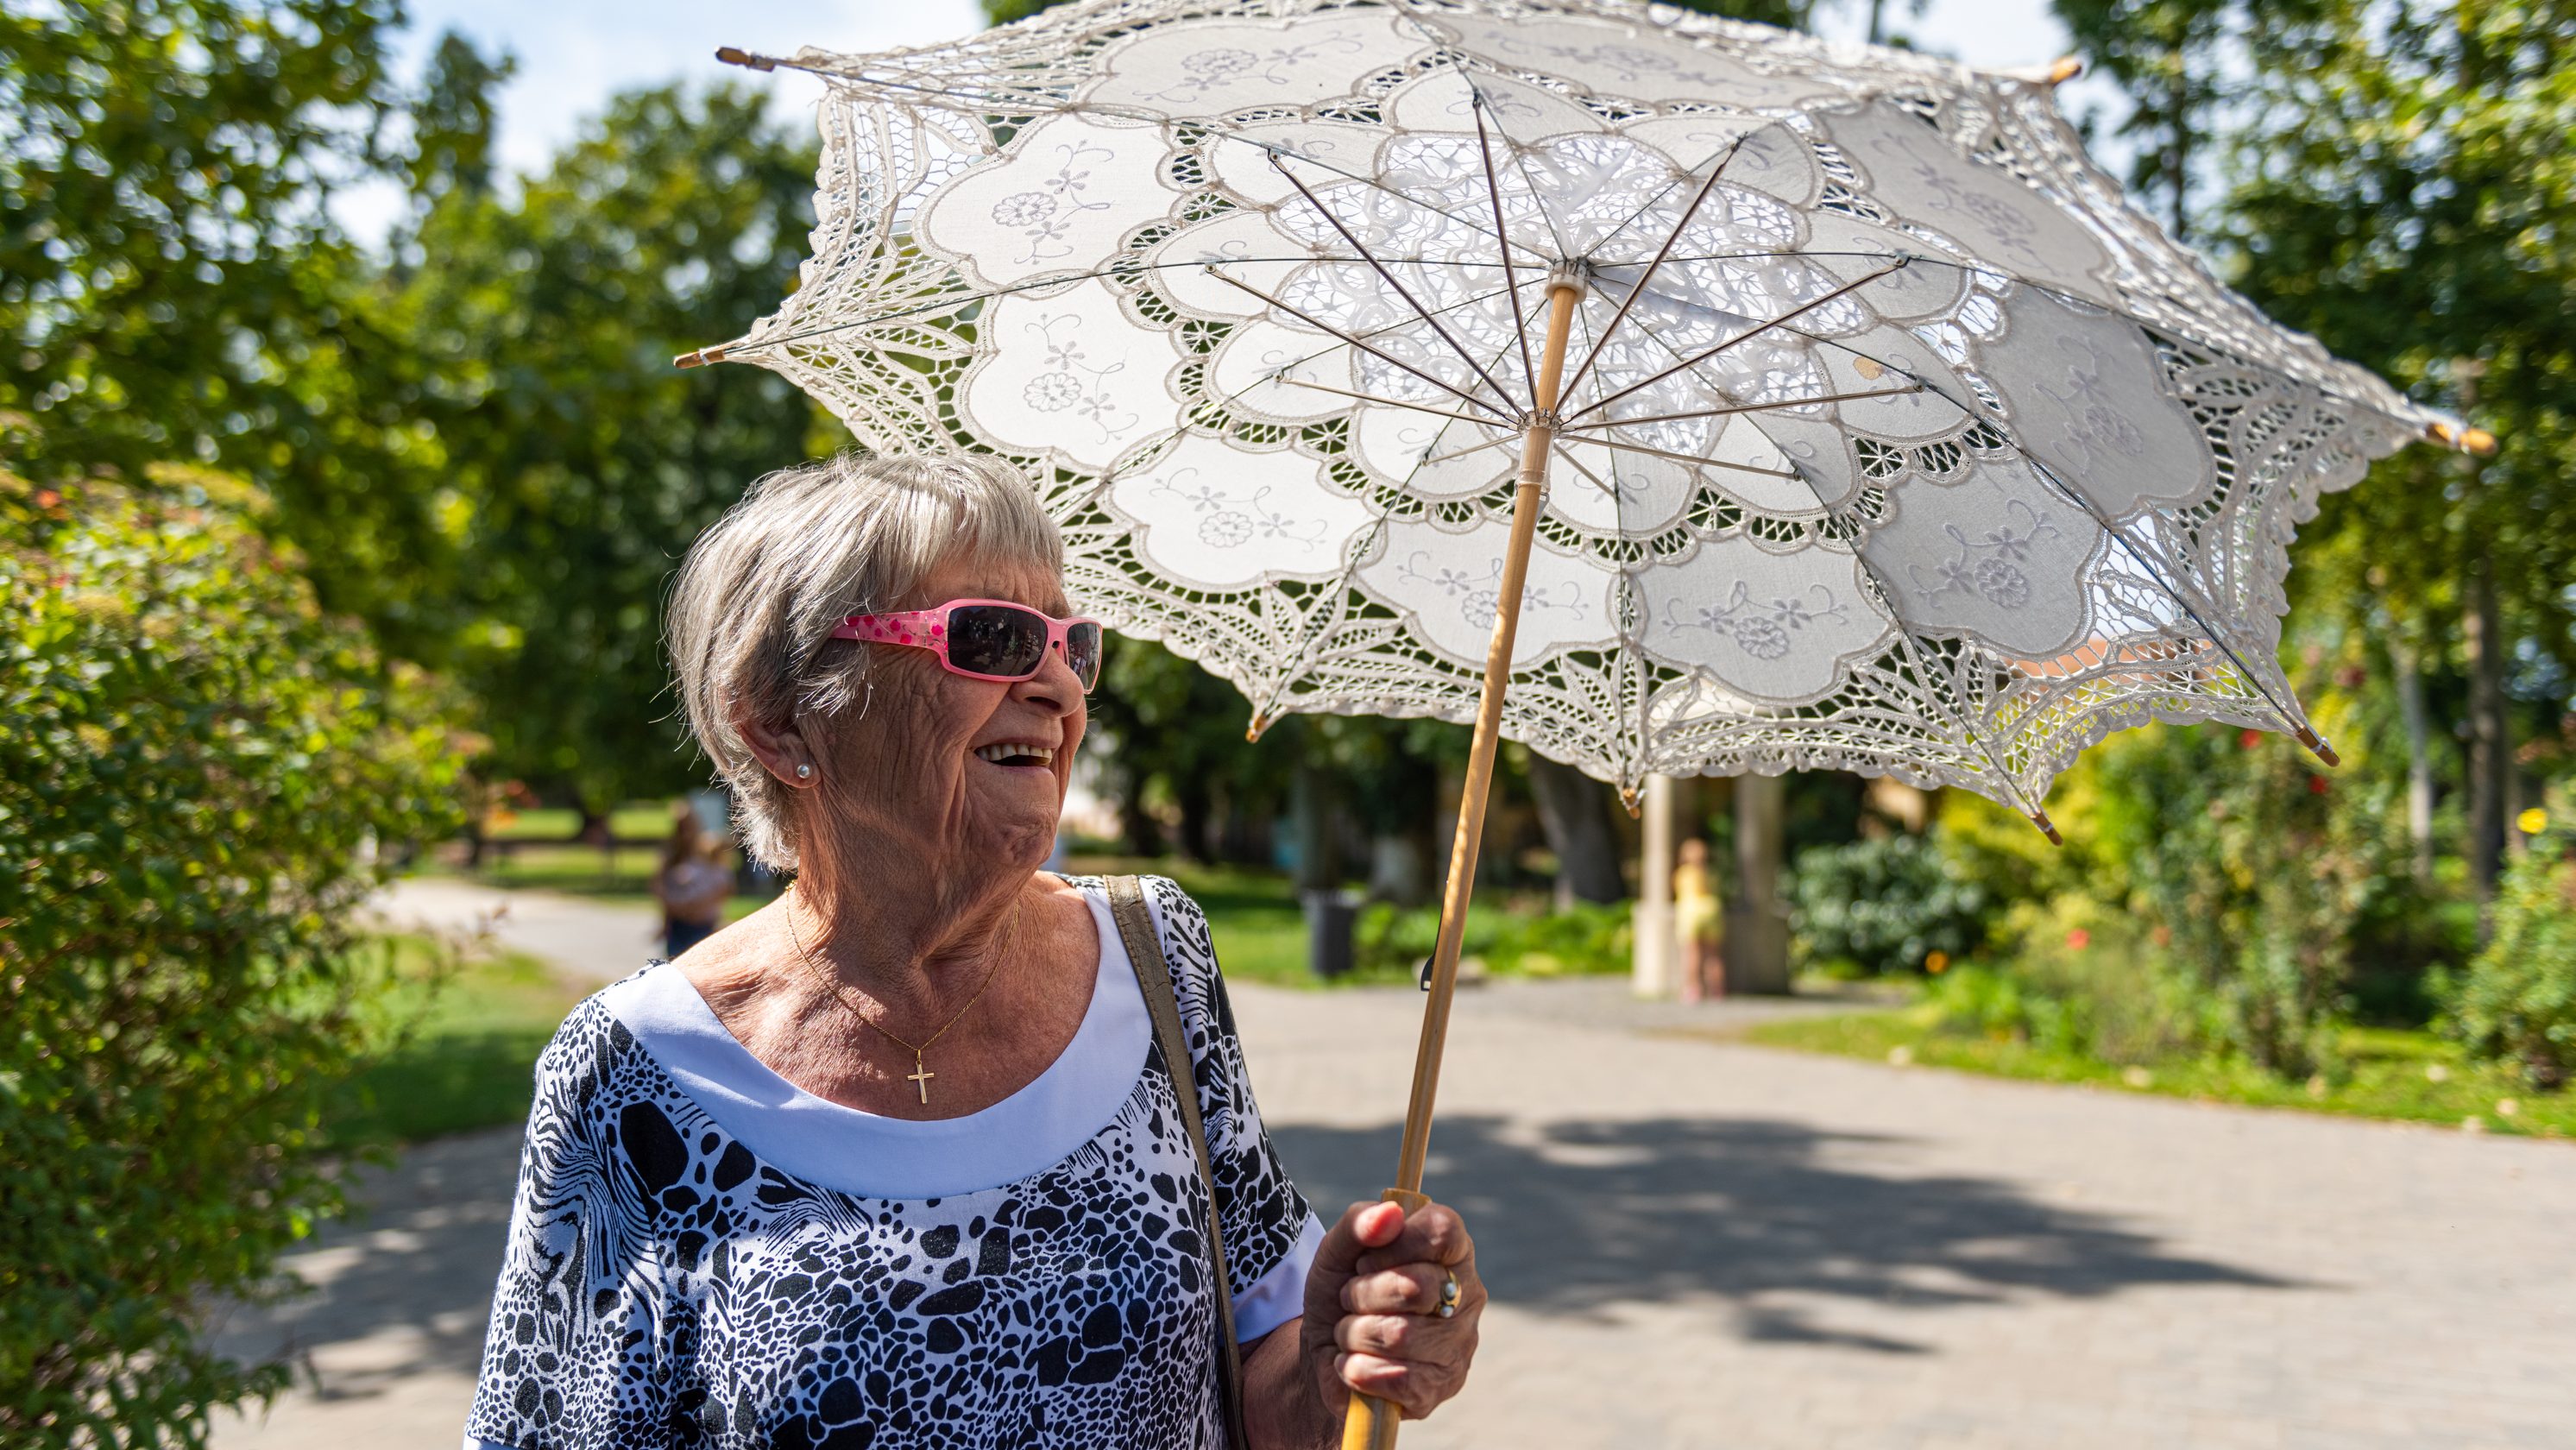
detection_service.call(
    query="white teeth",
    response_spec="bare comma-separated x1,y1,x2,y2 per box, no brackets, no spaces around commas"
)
973,743,1055,765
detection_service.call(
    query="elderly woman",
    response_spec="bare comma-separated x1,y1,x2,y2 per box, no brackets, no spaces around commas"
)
465,454,1483,1450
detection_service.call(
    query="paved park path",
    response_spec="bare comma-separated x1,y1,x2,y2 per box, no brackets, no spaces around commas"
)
214,879,2576,1449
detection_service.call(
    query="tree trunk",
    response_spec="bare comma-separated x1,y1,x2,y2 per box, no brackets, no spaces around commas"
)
1527,753,1627,905
2465,511,2509,911
2389,634,2436,883
1727,772,1791,994
1113,770,1165,859
1175,778,1215,865
2165,72,2193,243
1292,762,1343,891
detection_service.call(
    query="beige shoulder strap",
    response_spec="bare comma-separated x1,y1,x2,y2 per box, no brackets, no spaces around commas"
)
1106,875,1250,1450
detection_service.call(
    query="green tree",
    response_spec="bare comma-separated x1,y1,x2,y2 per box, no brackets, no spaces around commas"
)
2220,0,2576,903
402,85,831,818
2046,0,2252,238
0,2,485,651
0,453,466,1447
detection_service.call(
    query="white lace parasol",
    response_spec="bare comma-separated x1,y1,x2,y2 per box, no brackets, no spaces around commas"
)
691,0,2466,828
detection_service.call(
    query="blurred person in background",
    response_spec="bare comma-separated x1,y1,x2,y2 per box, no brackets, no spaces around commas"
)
652,800,734,959
1675,836,1724,1002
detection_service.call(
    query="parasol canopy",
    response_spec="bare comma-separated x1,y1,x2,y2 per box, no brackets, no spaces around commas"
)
690,0,2472,831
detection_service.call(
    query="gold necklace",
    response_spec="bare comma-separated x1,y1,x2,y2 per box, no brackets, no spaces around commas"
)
783,887,1018,1106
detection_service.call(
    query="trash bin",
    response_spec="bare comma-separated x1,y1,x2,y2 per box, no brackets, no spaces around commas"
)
1302,888,1361,980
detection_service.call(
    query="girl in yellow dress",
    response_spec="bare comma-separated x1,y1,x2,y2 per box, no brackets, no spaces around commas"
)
1674,837,1724,1001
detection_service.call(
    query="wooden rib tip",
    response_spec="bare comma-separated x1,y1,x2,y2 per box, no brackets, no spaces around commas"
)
2005,56,2085,85
1244,714,1267,742
2428,420,2499,455
672,345,727,369
2030,810,2063,846
2296,728,2341,766
715,47,777,72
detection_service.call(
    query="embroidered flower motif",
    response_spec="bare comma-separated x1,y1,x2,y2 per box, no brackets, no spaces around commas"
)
1668,579,1851,662
1131,33,1365,104
1152,476,1326,553
990,140,1115,266
1023,372,1083,412
1459,579,1586,633
1729,614,1792,659
1908,501,2062,613
1016,313,1139,441
1462,589,1502,632
1185,47,1258,79
1972,556,2031,608
2078,401,2145,458
989,191,1057,229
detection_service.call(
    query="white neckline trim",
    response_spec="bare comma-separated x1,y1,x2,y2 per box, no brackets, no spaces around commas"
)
601,880,1149,1199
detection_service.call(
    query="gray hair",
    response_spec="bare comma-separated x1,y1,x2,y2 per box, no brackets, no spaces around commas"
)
666,451,1064,870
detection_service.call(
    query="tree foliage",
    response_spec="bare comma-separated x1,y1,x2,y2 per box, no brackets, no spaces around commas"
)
398,85,829,811
0,454,466,1447
0,1,483,647
2223,0,2576,652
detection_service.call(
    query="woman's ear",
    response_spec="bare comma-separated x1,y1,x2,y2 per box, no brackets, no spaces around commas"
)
738,708,822,789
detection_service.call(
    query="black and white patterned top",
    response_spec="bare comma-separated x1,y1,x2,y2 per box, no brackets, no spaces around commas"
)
463,875,1323,1450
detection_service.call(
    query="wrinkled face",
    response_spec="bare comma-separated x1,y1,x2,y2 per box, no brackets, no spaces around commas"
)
814,552,1088,877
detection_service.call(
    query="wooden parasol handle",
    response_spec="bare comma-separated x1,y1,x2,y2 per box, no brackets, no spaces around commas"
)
1340,277,1582,1450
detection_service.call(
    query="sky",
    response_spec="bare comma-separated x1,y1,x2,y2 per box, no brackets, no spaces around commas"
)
340,0,2105,240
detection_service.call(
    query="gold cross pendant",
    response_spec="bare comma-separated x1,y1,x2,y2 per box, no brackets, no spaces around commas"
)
906,1052,935,1105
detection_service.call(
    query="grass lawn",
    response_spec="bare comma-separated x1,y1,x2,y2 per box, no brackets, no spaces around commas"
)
329,936,589,1146
485,804,676,841
1064,858,1427,990
1750,1007,2575,1140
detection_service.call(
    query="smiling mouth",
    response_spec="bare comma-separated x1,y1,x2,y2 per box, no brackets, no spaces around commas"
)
972,743,1057,768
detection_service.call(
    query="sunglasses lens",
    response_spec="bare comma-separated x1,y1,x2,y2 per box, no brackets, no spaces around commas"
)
947,604,1049,678
1065,621,1103,690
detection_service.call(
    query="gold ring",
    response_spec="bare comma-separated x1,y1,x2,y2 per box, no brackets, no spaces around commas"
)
1438,1270,1461,1319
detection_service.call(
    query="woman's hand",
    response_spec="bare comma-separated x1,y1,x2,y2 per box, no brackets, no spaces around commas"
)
1299,1198,1484,1422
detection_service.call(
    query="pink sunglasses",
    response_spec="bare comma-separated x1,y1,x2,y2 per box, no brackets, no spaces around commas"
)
832,598,1104,691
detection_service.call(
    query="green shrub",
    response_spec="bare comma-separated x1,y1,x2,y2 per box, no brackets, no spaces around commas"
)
1987,897,2208,1063
2090,721,2406,1077
1,472,466,1447
1486,900,1633,976
1786,831,1995,976
1351,898,1632,977
1354,899,1502,977
2438,827,2576,1089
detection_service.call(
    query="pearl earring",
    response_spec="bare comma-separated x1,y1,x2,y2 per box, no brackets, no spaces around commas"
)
795,763,813,779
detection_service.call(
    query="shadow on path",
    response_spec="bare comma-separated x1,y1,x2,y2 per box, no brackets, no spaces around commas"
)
1272,1115,2293,1352
221,1112,2295,1390
209,1126,521,1393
